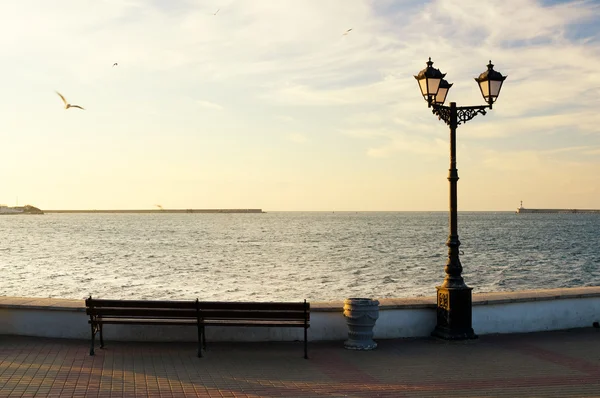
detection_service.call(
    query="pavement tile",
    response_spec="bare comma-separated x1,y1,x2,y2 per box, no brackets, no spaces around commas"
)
1,328,599,397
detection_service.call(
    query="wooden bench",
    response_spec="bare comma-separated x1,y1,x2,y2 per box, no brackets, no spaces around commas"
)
85,297,310,358
198,300,310,359
85,297,202,357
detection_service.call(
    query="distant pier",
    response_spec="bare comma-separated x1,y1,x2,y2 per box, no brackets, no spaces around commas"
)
516,208,600,214
516,201,600,214
44,209,265,214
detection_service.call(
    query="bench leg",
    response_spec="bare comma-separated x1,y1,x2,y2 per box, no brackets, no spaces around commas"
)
304,327,308,359
89,323,95,356
202,325,206,350
197,325,203,358
99,324,104,348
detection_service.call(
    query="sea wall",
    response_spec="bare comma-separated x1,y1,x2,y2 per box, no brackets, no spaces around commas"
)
0,287,598,342
517,208,600,213
43,209,265,214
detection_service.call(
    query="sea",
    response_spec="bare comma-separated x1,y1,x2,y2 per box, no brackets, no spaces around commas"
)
1,212,599,302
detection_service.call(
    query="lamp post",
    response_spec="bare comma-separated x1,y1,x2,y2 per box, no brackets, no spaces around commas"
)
414,58,507,340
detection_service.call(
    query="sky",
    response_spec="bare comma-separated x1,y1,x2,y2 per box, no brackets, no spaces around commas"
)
1,0,599,211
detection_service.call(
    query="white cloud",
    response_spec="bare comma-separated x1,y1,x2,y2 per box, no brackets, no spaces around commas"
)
475,144,600,173
285,133,308,143
196,100,223,111
367,137,448,158
340,126,447,158
276,115,295,123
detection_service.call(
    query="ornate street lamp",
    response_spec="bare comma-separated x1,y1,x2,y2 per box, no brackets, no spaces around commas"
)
414,58,507,340
434,79,453,106
414,57,446,105
475,61,507,108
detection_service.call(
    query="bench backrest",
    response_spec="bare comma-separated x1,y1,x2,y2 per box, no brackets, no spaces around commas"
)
198,301,310,321
85,298,310,322
85,297,198,319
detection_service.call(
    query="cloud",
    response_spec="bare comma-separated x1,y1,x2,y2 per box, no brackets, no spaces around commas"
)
340,126,448,158
367,137,448,158
276,115,295,123
285,133,308,143
475,143,600,172
196,100,223,111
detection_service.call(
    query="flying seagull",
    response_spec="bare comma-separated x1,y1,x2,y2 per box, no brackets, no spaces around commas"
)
55,91,85,110
213,8,219,15
343,28,353,35
113,62,118,67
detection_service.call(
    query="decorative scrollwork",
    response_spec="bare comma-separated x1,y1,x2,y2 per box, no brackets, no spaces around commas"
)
457,106,487,125
432,105,489,126
432,106,452,126
438,292,449,310
437,291,450,327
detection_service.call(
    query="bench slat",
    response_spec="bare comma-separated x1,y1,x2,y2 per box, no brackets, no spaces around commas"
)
87,308,198,318
203,320,308,327
200,310,306,320
90,319,199,326
199,302,308,311
86,299,197,309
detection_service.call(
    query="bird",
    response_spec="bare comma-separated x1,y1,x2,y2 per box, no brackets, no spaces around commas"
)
343,28,352,35
112,62,118,67
55,91,85,110
213,8,219,15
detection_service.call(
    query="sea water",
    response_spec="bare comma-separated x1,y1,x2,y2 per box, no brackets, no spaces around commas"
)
1,212,599,301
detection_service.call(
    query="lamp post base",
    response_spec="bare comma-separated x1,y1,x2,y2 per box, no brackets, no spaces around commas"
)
431,286,477,340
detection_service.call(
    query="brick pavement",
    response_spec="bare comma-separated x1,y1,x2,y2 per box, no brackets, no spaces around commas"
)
1,328,599,397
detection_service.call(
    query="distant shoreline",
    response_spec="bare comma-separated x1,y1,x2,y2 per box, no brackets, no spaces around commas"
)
44,209,265,214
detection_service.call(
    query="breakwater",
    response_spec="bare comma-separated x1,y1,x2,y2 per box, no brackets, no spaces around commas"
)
44,209,265,214
516,208,600,214
516,201,600,214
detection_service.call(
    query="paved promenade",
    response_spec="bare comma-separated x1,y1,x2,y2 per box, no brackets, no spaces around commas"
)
1,328,599,397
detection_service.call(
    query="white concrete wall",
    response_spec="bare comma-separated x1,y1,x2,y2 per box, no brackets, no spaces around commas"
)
1,287,599,343
473,297,600,334
0,308,346,342
373,308,436,339
0,308,88,340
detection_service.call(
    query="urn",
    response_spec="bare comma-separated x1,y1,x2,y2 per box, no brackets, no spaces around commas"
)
343,297,379,350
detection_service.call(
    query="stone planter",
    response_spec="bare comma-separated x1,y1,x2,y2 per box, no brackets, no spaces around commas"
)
343,297,379,350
